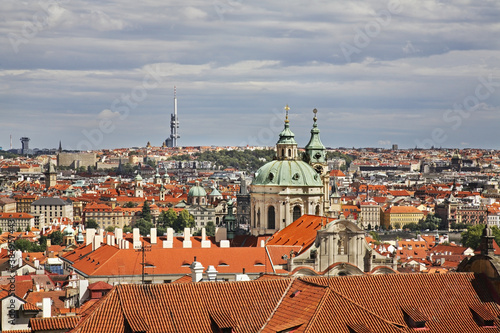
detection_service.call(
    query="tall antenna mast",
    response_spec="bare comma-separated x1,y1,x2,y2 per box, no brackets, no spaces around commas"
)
168,86,180,147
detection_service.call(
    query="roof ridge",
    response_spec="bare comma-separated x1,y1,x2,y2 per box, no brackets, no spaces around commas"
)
258,277,296,333
324,280,410,332
303,287,333,332
68,286,120,333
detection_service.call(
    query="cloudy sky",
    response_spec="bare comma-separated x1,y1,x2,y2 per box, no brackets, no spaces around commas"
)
1,0,499,151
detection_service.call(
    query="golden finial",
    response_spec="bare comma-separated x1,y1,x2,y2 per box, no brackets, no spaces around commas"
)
284,104,290,123
313,108,318,122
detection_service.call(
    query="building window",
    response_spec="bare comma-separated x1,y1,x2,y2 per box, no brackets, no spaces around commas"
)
267,206,275,229
293,205,301,222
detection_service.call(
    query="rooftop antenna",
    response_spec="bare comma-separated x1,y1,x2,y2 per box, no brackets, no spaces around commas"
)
135,241,152,284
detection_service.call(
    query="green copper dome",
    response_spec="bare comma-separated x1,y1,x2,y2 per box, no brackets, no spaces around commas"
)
253,160,322,186
304,109,326,163
188,182,207,197
63,225,74,236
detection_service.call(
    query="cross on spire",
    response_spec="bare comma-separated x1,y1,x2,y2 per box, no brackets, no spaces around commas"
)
284,104,290,123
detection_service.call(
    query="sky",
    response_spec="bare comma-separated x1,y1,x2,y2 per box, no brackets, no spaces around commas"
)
1,0,500,151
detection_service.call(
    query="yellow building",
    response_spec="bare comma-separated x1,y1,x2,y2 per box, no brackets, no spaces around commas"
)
382,205,424,229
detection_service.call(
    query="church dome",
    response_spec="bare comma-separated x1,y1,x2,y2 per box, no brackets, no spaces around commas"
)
188,182,207,197
63,225,74,236
135,173,143,181
253,160,322,187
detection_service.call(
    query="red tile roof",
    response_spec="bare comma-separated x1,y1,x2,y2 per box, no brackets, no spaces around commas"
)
266,215,333,254
30,316,81,331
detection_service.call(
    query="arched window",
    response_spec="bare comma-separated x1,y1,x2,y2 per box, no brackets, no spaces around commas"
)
281,149,285,157
288,149,291,157
257,208,261,228
293,205,301,222
315,205,320,216
267,206,275,229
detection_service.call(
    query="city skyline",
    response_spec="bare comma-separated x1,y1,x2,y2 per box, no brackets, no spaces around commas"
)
1,0,500,150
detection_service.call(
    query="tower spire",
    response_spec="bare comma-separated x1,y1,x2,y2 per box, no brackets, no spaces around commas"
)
167,86,180,147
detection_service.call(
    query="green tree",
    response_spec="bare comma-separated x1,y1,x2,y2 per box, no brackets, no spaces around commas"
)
141,201,152,222
405,222,419,231
14,238,33,252
123,201,137,208
158,208,177,229
461,224,485,249
105,226,116,232
123,225,133,233
368,230,380,242
205,221,216,237
394,222,401,230
26,225,31,232
48,230,63,246
86,219,99,229
174,210,195,232
134,218,154,236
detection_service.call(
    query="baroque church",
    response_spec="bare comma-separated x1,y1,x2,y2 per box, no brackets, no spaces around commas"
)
249,107,397,275
250,107,333,236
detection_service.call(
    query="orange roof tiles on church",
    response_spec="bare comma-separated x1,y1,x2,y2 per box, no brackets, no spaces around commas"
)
266,215,334,254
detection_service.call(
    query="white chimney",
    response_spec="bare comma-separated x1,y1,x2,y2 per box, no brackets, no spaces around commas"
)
205,265,218,282
98,228,104,237
133,228,141,249
42,298,51,318
86,228,96,246
260,240,265,248
115,228,123,242
106,234,112,245
163,228,174,248
93,235,103,251
150,228,157,244
201,228,206,241
220,240,230,248
183,228,192,248
190,257,204,282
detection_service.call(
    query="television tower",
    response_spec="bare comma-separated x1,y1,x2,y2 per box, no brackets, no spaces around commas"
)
167,86,180,147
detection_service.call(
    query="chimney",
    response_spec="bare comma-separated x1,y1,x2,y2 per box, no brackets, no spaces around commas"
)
93,235,103,251
190,257,204,282
200,227,211,248
150,228,157,244
98,228,104,237
106,234,112,245
183,228,192,248
205,265,218,282
86,228,96,246
42,298,51,318
163,228,174,248
220,240,230,248
115,228,123,242
133,228,141,249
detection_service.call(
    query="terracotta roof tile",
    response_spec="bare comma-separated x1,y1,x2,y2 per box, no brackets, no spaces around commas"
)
30,316,81,331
